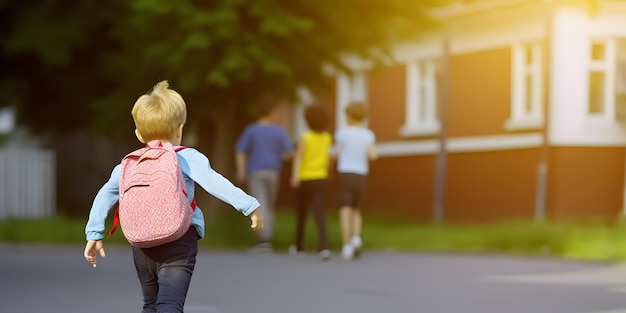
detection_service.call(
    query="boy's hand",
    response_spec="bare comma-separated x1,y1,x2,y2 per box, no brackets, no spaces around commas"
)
290,176,300,189
250,209,264,231
84,240,106,268
236,171,247,184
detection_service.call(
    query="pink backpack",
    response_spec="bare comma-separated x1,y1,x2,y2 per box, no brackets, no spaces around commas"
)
108,140,196,248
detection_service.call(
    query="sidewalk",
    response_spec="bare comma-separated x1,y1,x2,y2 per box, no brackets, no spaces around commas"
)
2,244,626,313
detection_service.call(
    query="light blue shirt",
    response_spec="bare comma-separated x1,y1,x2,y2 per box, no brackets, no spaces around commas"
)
334,126,376,175
85,147,260,241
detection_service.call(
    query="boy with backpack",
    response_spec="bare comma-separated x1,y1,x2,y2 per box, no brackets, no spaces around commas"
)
84,80,263,313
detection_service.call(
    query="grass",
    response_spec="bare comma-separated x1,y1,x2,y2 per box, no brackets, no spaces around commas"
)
2,210,626,262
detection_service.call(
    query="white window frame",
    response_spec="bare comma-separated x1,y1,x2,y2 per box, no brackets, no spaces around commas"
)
399,60,440,137
505,42,544,130
292,87,315,139
586,38,617,121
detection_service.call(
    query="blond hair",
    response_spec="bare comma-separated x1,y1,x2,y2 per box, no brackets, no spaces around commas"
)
131,80,187,142
345,101,368,122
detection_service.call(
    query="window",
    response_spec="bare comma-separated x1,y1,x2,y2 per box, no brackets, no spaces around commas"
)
292,87,315,138
616,40,626,120
505,42,543,130
586,38,626,121
399,60,440,137
588,40,612,119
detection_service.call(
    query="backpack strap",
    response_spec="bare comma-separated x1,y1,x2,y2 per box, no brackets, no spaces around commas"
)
107,144,196,239
108,208,121,238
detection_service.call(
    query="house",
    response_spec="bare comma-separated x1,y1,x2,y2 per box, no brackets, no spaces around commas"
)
287,0,626,222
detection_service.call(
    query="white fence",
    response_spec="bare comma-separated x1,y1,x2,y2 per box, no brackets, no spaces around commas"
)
0,148,55,219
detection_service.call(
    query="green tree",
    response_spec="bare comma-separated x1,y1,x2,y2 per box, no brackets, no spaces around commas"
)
1,0,445,175
0,0,125,133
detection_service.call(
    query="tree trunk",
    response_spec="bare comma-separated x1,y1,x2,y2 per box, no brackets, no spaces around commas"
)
194,101,240,218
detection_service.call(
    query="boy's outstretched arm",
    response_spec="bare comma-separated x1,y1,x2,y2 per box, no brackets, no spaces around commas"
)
84,240,106,268
290,139,305,188
250,208,264,231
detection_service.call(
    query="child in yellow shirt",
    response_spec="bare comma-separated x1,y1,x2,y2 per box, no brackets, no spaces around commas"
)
290,105,332,260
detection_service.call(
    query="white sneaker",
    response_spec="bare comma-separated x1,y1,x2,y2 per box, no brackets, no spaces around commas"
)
350,236,362,258
318,249,331,261
342,244,354,260
288,244,305,258
350,236,362,248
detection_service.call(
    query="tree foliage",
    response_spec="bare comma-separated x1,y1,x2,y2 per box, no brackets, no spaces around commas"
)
0,0,445,155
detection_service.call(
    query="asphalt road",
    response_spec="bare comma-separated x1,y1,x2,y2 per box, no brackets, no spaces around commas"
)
3,244,626,313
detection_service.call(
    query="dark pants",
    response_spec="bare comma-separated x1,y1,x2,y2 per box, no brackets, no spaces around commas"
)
295,179,328,252
132,227,200,313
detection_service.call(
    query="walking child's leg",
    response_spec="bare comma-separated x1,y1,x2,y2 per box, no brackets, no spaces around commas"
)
351,209,362,239
150,228,199,313
295,183,309,251
350,209,363,257
265,170,280,243
339,206,353,245
132,246,159,313
350,174,366,253
155,258,195,313
248,171,272,244
337,173,354,256
339,206,356,260
310,179,328,251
